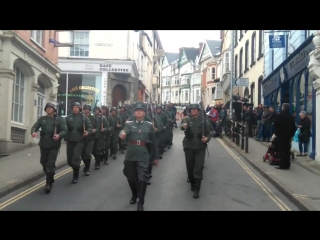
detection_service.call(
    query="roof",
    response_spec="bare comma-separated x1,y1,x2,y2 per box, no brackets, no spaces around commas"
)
206,40,221,56
165,52,179,64
183,47,199,62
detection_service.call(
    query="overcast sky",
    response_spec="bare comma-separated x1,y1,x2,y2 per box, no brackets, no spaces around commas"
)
158,30,220,53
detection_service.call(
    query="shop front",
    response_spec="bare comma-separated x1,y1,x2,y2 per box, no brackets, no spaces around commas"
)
57,58,139,116
262,36,316,159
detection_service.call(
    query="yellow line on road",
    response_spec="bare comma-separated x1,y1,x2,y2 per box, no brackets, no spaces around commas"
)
217,138,291,211
0,163,84,210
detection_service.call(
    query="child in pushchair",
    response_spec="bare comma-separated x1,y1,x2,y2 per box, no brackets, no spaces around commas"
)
263,134,281,165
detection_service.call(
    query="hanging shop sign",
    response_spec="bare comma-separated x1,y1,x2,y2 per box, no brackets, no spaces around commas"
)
269,35,285,48
69,86,100,93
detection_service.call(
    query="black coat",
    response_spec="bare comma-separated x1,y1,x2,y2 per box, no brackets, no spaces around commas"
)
298,117,311,142
274,110,296,138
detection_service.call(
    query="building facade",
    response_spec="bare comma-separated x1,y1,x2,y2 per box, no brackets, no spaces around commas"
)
262,30,317,159
220,30,232,104
0,30,63,154
161,53,179,104
177,47,200,104
197,40,222,106
57,30,164,113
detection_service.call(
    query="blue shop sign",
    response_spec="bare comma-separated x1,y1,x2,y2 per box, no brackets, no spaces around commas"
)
262,72,280,97
269,35,285,48
284,41,315,80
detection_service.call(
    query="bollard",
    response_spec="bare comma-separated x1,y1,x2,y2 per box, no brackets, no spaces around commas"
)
245,122,249,153
241,123,244,150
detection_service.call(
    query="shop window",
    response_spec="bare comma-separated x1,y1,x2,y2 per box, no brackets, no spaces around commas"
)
291,78,297,116
277,89,281,111
12,65,25,123
307,74,313,122
299,74,306,112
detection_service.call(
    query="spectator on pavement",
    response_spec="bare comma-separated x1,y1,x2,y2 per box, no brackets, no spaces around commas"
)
206,104,211,112
297,111,311,157
256,104,263,136
268,106,277,140
207,106,219,132
256,106,270,141
274,103,296,170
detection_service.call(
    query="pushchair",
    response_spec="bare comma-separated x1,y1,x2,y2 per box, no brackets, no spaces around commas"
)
263,135,281,165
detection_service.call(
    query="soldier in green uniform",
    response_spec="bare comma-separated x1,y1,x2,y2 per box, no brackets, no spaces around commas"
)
31,103,68,193
92,106,109,169
180,103,211,198
156,105,167,159
119,101,159,211
102,106,113,164
81,104,95,176
110,107,122,159
65,102,92,184
119,105,129,153
165,105,175,149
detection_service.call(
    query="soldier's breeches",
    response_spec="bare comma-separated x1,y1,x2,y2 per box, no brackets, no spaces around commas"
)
81,140,94,160
93,138,104,156
123,160,149,182
184,148,205,179
66,141,84,168
40,147,59,174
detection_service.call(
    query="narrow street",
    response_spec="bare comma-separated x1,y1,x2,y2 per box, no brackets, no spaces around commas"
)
0,130,299,211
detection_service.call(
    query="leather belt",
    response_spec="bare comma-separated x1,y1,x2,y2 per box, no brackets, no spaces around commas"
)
129,140,147,146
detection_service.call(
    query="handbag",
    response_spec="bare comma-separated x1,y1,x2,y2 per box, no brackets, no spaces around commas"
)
294,128,300,142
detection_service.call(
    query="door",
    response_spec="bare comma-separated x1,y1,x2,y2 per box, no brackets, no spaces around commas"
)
112,85,125,107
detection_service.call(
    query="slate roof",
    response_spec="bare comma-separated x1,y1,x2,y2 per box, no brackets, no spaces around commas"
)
165,52,179,64
183,47,199,62
206,40,221,56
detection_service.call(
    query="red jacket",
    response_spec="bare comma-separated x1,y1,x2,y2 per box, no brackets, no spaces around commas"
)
209,109,219,122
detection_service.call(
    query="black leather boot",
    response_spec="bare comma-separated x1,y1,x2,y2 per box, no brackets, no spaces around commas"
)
190,178,195,191
71,168,79,184
113,148,117,159
85,158,90,176
44,173,52,193
147,164,152,185
104,149,109,164
51,174,55,183
120,144,125,154
95,156,100,169
82,159,88,172
193,179,202,198
128,181,138,204
137,181,147,211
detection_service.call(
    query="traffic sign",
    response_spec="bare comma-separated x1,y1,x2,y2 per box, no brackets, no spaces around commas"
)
233,78,249,87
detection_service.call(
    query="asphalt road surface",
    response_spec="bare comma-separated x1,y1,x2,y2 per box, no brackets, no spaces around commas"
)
0,130,299,211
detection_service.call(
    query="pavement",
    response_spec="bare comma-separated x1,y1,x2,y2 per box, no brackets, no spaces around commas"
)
0,127,301,211
220,134,320,211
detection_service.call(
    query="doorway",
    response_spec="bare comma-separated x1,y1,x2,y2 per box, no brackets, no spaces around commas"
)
112,84,127,107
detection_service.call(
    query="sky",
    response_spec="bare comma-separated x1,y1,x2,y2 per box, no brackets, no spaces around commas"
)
158,30,220,53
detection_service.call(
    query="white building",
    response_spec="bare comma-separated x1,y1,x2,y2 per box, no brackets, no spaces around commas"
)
161,52,179,104
57,30,164,113
197,40,222,107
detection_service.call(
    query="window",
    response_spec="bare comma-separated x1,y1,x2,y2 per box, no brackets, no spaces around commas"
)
251,32,256,65
258,30,263,58
196,89,200,102
234,31,238,46
37,82,45,120
211,68,216,80
216,84,223,99
224,52,230,72
166,77,170,86
31,30,43,46
235,55,238,78
193,73,201,85
174,76,179,85
239,48,243,76
307,73,313,122
185,90,189,102
239,30,244,39
181,75,191,85
12,66,25,123
211,87,215,101
245,40,249,70
70,31,89,57
153,60,157,75
299,74,306,112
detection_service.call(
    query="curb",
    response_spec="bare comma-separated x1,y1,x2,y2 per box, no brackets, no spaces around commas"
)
0,160,69,200
220,136,310,211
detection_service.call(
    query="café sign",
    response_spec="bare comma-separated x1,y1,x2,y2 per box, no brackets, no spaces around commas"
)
69,86,100,93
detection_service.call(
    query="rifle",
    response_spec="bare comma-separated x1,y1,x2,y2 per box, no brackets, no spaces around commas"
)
54,104,59,135
117,101,121,125
199,100,210,157
149,100,155,127
80,95,86,133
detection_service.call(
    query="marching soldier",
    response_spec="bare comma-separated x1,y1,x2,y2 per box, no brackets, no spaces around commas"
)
156,105,167,159
65,102,92,184
31,103,68,193
119,101,159,211
92,106,109,169
81,104,95,176
119,106,129,153
110,107,122,159
102,106,113,164
180,103,211,198
165,105,175,149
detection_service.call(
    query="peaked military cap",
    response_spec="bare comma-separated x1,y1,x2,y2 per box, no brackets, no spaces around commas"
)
44,102,57,112
134,101,146,111
83,104,92,110
188,103,201,111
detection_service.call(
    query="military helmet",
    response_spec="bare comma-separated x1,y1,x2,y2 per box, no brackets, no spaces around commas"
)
101,105,108,109
94,106,102,112
110,107,117,112
156,105,162,110
72,102,82,111
44,102,57,112
83,104,92,111
188,103,201,112
133,101,146,111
